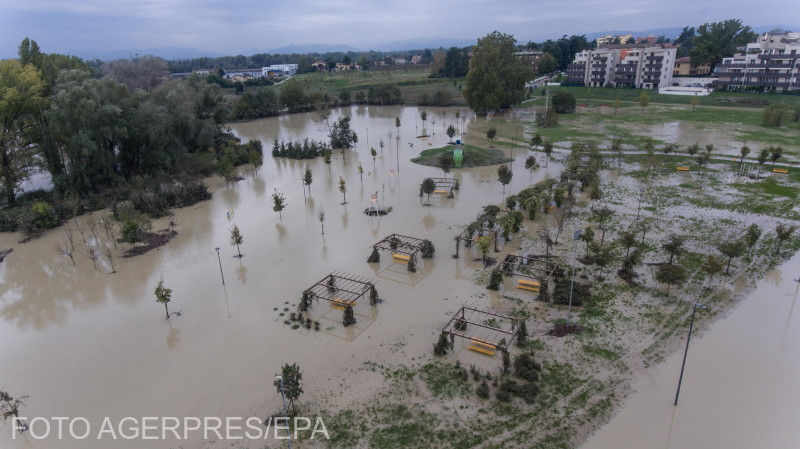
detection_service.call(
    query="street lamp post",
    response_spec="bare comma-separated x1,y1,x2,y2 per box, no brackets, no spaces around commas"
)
276,374,293,449
215,247,225,285
674,303,706,406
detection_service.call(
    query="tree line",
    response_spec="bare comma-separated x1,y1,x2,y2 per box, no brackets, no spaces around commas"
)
1,38,260,236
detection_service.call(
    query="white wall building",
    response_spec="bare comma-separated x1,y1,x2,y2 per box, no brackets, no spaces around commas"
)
713,33,800,92
567,46,676,89
262,64,298,77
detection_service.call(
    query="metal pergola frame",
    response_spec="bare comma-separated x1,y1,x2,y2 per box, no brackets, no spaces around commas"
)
302,271,375,307
441,306,519,352
497,254,560,282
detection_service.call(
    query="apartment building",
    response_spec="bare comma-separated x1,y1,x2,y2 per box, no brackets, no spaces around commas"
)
673,57,711,76
713,33,800,92
566,46,676,89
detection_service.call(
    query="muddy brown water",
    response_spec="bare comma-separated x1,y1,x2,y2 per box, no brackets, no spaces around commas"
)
0,106,558,448
582,251,800,449
2,105,797,448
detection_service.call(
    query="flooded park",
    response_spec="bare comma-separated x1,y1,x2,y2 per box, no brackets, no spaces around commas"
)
1,104,799,448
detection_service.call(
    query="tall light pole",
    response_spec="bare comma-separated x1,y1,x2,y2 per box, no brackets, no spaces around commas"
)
674,303,706,406
215,247,225,285
276,374,293,449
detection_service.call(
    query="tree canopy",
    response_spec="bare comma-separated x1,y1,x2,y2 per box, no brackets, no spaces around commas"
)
464,31,532,115
690,19,757,69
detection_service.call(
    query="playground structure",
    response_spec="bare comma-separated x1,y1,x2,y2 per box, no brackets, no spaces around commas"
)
419,177,459,198
368,233,435,272
441,306,521,356
497,254,560,295
301,271,379,310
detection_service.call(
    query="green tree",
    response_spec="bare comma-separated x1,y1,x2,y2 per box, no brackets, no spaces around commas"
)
323,149,332,171
497,164,513,194
775,222,798,253
756,148,769,178
420,110,427,134
530,133,542,147
318,207,325,235
421,177,436,205
552,91,576,113
486,127,497,146
357,162,364,183
591,207,615,246
303,165,313,193
274,363,303,416
639,91,649,111
154,279,173,319
675,26,696,57
745,223,761,248
769,146,783,169
370,147,377,167
463,31,533,115
717,239,744,274
0,59,46,205
446,124,456,141
272,189,286,218
338,176,347,204
655,263,688,296
343,304,356,327
696,151,711,186
279,81,307,112
763,103,787,127
537,52,557,74
738,145,751,175
338,89,351,104
439,152,454,178
524,155,538,181
690,19,757,70
476,235,492,263
543,142,553,166
702,254,725,283
580,227,595,259
662,233,686,264
230,224,243,257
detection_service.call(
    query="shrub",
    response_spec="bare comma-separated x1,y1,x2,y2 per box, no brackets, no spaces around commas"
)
552,91,576,113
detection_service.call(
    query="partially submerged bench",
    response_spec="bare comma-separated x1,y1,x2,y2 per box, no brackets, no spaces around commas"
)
467,338,497,356
517,279,541,292
676,166,690,171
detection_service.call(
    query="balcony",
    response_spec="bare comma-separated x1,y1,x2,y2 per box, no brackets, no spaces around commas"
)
590,77,606,82
591,70,606,76
614,77,635,84
760,54,800,60
644,63,663,69
716,63,747,68
714,71,745,77
645,56,664,62
615,66,637,73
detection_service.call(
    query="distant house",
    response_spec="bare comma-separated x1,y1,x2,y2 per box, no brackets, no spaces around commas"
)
514,50,543,73
393,57,407,65
411,55,422,64
193,69,214,75
262,64,298,77
311,61,327,71
672,57,711,76
223,69,264,80
636,36,658,45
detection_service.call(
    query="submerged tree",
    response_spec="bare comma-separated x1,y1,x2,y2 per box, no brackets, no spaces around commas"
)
154,279,173,319
338,176,347,204
343,304,356,327
274,363,303,416
487,268,503,290
230,224,243,257
439,152,454,178
524,155,538,181
422,177,436,205
433,333,451,356
272,189,287,218
303,165,313,193
0,390,29,431
497,164,513,194
662,233,686,264
318,207,325,235
476,235,492,264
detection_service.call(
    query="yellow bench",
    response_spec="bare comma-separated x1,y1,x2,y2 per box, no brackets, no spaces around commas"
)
392,253,411,263
467,344,496,356
773,168,789,174
330,298,355,310
676,166,690,171
470,339,496,350
518,279,541,287
433,190,448,194
517,280,540,291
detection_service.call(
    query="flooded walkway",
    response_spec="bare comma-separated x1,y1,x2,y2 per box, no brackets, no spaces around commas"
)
582,252,800,449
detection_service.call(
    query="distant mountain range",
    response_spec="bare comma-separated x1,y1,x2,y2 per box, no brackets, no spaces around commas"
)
56,24,798,61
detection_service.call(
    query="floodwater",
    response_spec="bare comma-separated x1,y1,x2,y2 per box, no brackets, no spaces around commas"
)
582,251,800,449
0,106,552,448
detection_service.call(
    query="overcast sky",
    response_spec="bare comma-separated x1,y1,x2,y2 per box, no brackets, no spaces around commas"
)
1,0,797,58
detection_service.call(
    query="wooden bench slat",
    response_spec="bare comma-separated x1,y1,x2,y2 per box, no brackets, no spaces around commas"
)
517,285,540,291
467,345,496,356
518,279,541,287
